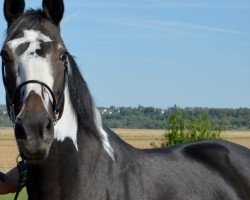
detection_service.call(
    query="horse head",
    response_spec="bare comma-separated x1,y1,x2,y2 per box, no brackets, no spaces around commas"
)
1,0,67,160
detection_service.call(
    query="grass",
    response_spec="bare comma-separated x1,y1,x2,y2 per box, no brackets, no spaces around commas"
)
1,188,27,200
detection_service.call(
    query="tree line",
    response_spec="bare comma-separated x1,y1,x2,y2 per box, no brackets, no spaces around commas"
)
100,106,250,130
0,105,250,130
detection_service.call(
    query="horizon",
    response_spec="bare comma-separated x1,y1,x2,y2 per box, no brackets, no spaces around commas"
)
0,0,250,109
1,103,250,110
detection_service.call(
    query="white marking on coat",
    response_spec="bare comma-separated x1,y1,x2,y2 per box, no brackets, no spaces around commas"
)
54,84,78,150
94,108,114,160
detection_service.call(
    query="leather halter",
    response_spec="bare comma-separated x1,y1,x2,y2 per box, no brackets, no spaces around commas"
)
1,52,69,125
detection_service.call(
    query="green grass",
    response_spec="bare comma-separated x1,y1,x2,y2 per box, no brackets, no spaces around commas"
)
1,188,27,200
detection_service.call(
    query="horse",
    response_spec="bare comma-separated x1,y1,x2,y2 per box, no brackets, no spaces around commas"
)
1,0,250,199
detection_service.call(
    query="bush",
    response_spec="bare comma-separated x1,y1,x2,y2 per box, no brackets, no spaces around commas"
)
151,107,222,147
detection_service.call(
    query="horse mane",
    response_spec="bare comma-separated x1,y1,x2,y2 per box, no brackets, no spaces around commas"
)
66,55,101,141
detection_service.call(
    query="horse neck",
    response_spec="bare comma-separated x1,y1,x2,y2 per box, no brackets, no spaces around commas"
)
26,104,134,199
26,76,119,198
52,81,108,165
28,82,112,177
26,132,105,199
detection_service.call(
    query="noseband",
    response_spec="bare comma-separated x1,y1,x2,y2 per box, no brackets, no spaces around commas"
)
1,53,69,125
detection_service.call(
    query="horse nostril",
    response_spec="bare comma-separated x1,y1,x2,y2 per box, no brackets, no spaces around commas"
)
15,120,27,140
40,117,53,141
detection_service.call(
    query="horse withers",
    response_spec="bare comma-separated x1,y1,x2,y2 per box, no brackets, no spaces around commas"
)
1,0,250,199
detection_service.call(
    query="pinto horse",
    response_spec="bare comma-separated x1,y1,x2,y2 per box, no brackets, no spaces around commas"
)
1,0,250,199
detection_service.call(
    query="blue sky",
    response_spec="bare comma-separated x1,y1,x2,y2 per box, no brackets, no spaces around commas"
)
0,0,250,108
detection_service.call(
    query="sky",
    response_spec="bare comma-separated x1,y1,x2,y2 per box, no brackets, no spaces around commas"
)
0,0,250,108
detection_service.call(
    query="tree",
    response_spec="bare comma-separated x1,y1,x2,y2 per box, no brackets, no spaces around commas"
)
151,107,222,147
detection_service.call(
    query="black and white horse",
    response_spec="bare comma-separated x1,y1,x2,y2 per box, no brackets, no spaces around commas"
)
1,0,250,199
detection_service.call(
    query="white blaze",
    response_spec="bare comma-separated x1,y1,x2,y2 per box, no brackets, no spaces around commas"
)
7,30,53,105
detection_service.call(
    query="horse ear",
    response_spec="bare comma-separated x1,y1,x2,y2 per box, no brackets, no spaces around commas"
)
4,0,25,27
42,0,64,26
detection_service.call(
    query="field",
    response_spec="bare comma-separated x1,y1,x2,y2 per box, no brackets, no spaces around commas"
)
116,128,250,149
0,128,250,199
1,128,250,172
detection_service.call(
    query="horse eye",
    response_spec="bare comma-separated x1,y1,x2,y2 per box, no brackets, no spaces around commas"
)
59,52,67,62
0,51,9,63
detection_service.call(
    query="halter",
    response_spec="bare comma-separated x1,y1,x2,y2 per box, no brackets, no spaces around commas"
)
1,52,69,126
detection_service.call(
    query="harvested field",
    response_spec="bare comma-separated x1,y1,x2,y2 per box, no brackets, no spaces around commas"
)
0,128,19,172
115,129,250,149
0,128,250,171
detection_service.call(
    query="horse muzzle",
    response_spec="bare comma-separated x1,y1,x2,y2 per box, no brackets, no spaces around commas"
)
14,92,54,161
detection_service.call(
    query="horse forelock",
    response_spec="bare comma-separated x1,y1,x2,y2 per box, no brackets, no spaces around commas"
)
5,9,45,42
